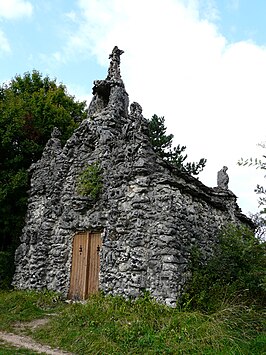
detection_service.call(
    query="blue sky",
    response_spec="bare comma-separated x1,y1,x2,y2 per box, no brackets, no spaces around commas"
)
4,0,266,96
216,0,266,45
1,0,266,215
0,0,104,95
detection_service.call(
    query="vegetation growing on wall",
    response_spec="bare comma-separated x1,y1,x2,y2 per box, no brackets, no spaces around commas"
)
77,162,103,200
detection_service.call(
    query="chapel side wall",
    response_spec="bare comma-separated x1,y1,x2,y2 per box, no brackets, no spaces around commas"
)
98,176,249,307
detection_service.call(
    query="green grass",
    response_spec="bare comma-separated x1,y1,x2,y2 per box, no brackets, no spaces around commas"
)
0,291,265,354
0,345,41,354
0,339,43,354
0,289,64,331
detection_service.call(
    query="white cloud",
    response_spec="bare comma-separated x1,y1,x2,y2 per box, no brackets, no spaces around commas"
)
65,11,78,23
0,30,11,54
61,0,266,214
53,51,64,64
0,0,33,20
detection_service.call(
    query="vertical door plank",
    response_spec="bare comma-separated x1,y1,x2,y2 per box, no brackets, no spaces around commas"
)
87,232,102,295
68,232,89,300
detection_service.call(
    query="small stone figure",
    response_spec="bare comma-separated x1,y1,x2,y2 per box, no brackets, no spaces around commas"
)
217,166,229,189
51,127,61,139
107,46,124,81
130,102,142,116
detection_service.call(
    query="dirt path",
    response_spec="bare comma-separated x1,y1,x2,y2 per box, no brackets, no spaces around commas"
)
0,318,74,355
0,331,74,354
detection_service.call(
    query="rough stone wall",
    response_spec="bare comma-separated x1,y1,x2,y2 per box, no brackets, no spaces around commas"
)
13,47,253,306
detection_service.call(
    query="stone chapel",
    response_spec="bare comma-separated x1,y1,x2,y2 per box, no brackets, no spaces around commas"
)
13,47,253,306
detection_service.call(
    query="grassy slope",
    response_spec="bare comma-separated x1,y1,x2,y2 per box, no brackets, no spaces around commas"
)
0,291,265,354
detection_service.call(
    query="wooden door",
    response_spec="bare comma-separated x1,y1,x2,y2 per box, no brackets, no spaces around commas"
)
68,232,102,300
86,233,102,294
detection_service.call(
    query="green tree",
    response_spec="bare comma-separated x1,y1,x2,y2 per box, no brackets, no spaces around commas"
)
238,143,266,213
238,143,266,237
148,114,206,175
0,70,87,252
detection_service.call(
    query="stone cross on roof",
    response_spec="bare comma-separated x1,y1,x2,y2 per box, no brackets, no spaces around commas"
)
106,46,124,81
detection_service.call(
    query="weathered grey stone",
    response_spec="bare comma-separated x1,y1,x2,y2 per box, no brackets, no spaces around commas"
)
13,47,254,306
217,166,229,189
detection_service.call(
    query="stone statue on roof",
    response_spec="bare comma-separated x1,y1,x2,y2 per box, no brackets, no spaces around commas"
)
217,166,229,189
51,127,61,139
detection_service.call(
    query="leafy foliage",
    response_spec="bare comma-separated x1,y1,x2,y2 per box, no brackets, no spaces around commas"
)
238,143,266,239
77,163,103,200
148,114,206,175
181,225,266,312
238,144,266,215
0,70,87,253
0,252,15,289
250,212,266,240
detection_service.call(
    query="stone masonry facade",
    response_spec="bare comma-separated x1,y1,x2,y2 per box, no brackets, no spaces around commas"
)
13,47,253,306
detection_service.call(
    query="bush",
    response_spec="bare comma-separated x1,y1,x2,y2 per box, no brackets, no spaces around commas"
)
77,162,103,200
181,225,266,312
0,251,15,289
